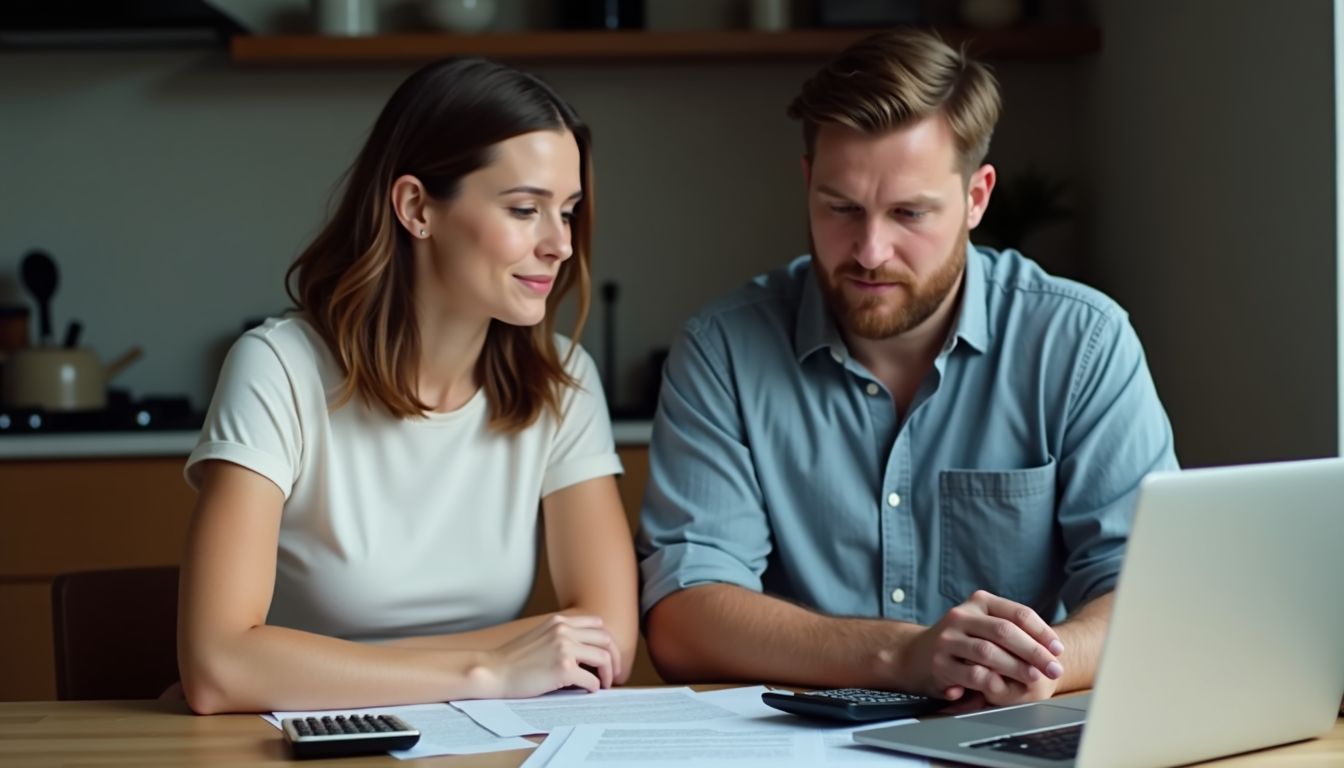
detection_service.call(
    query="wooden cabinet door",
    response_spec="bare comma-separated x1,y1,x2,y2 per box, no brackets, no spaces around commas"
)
0,457,195,701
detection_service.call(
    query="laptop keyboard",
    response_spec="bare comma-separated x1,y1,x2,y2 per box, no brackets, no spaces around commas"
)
971,723,1083,761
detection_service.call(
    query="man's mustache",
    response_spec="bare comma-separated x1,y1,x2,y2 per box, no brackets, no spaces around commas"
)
834,264,914,284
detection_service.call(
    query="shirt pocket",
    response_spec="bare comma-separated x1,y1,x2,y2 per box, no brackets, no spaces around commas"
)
938,458,1058,606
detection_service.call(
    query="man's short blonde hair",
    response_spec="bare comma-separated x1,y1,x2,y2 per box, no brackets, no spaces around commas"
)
787,28,1001,177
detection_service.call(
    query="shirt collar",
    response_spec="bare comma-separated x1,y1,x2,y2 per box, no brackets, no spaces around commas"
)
793,243,990,364
794,261,843,363
951,242,990,355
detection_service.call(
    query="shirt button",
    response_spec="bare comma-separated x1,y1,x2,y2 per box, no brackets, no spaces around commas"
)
887,492,901,508
830,349,844,364
865,383,880,396
890,588,906,604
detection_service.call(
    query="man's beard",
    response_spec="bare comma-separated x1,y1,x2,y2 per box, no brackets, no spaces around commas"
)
815,228,967,340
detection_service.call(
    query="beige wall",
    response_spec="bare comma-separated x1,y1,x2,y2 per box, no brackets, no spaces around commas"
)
1085,0,1337,465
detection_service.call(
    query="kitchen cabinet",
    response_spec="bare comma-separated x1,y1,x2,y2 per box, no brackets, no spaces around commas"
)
0,457,195,701
0,444,653,701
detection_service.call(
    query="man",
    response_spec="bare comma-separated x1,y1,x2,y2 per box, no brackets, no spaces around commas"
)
638,28,1177,708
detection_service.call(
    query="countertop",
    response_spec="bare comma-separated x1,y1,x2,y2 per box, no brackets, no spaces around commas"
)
0,420,653,460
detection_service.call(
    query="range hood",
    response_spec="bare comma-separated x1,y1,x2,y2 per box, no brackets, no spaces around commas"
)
0,1,245,48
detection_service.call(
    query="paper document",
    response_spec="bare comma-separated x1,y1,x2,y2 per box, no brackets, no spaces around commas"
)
266,702,535,759
516,688,927,768
519,725,575,768
689,687,929,767
535,723,823,768
452,687,741,736
693,685,786,718
524,723,925,768
691,714,927,766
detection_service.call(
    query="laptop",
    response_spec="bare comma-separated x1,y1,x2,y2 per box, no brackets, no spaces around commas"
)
854,457,1344,767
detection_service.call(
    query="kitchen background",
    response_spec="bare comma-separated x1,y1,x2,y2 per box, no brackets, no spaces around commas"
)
0,0,1336,465
0,0,1338,704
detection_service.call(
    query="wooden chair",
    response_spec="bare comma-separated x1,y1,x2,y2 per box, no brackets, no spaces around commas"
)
50,566,180,700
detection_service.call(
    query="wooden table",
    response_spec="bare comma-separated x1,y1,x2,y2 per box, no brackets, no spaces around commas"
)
1,698,1340,766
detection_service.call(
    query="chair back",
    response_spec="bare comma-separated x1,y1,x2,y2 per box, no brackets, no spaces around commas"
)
51,566,180,700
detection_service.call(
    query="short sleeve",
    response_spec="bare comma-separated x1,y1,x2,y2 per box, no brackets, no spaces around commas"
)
636,317,773,617
541,340,623,497
1055,310,1178,609
184,333,303,498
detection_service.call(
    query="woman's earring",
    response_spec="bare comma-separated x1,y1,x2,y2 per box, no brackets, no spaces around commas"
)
419,229,427,238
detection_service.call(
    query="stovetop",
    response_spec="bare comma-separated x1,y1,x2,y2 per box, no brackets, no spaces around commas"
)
0,394,204,434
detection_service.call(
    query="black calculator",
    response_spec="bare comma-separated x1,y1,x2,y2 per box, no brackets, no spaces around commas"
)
761,688,947,721
281,713,421,759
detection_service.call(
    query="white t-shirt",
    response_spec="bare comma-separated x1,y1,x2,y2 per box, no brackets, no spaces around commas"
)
184,316,622,642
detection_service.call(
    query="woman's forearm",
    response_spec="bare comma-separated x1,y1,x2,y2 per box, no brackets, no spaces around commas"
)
379,613,554,651
180,624,498,714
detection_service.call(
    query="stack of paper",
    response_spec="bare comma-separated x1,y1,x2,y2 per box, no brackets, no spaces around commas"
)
449,686,743,735
262,685,928,765
460,686,929,768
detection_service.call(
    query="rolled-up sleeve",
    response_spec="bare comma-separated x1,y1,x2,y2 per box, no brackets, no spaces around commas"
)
1056,311,1179,611
184,334,302,498
637,317,774,617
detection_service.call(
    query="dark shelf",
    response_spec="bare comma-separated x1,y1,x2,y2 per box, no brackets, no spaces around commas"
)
230,25,1100,64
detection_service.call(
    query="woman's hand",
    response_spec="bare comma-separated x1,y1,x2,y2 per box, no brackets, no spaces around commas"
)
477,615,619,698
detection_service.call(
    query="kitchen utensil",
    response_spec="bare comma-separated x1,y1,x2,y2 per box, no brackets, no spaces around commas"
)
20,250,58,346
311,0,374,35
600,280,618,402
0,345,143,411
749,0,790,30
424,0,496,32
62,320,83,349
641,347,668,418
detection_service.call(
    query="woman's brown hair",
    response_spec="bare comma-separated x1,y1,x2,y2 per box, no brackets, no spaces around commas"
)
287,58,593,432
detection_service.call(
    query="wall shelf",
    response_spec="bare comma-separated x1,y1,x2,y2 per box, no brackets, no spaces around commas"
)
230,25,1100,65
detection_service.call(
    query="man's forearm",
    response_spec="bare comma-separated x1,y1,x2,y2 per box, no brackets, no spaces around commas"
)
645,583,922,688
1052,592,1114,693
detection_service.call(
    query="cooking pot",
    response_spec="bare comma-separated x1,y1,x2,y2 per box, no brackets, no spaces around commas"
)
0,346,142,411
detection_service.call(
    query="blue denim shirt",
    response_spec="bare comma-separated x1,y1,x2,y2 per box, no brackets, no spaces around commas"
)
638,246,1178,625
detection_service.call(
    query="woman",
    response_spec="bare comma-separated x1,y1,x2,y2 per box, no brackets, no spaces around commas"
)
177,58,637,714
